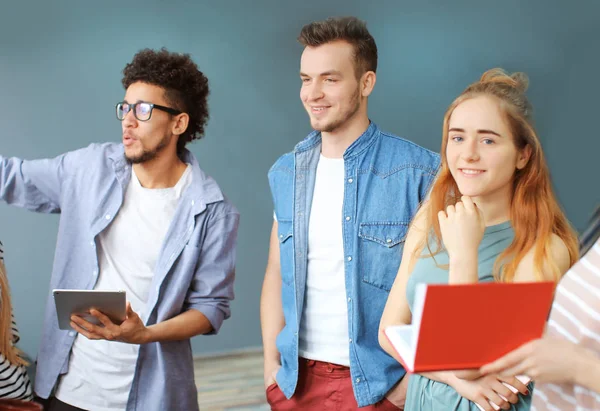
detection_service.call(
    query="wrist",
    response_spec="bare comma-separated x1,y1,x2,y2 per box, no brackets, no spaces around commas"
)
448,252,479,284
573,346,598,386
448,250,478,263
142,325,157,344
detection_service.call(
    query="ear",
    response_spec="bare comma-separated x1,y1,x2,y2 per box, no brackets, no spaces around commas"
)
361,71,376,98
516,144,532,170
172,113,190,136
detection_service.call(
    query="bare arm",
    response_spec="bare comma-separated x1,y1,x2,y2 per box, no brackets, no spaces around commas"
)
378,205,427,362
378,205,478,393
72,303,214,344
260,221,285,386
481,336,600,393
442,197,485,285
512,234,571,283
573,347,600,393
145,309,213,342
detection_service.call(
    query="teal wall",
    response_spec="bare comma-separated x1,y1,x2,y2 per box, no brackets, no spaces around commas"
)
1,0,598,360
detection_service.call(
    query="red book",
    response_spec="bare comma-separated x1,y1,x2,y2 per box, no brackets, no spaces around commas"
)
384,281,555,373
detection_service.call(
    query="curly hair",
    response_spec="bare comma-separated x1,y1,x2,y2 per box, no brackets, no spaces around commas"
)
122,48,210,153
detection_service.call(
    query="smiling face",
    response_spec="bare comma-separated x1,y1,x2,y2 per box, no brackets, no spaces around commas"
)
446,95,530,202
299,40,368,135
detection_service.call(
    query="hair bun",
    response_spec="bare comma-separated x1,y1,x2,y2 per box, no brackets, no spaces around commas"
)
479,68,529,93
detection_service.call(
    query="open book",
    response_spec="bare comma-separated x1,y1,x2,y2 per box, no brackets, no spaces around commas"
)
384,281,554,373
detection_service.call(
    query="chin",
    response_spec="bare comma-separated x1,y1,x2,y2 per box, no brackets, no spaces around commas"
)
124,148,138,158
455,186,484,198
310,120,326,131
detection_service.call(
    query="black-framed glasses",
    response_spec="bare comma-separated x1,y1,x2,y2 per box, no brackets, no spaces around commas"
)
116,101,182,122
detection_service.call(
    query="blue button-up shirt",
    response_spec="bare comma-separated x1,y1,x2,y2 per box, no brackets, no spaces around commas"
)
0,143,239,411
268,122,440,407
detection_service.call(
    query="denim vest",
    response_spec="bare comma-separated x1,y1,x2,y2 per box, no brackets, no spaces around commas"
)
267,122,440,407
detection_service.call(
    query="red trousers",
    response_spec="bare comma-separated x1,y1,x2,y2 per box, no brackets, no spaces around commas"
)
266,358,402,411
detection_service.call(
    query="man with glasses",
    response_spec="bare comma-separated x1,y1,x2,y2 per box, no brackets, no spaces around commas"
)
0,48,239,411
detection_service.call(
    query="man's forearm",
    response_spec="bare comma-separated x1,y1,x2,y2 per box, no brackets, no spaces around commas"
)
144,309,213,343
260,272,285,367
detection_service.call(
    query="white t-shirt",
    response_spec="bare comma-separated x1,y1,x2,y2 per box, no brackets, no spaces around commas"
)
55,165,192,411
298,155,350,366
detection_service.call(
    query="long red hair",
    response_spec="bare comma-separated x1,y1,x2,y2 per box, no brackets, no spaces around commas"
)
417,68,578,282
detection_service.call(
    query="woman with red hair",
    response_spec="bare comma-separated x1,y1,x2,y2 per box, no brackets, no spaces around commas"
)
379,69,579,411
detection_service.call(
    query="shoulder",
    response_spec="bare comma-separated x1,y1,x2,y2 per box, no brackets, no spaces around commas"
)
376,129,440,168
516,234,571,281
60,142,122,171
547,233,572,274
66,142,121,158
200,194,239,233
268,151,294,175
209,196,239,220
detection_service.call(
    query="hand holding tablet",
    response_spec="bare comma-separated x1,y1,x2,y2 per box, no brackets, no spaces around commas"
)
53,289,127,331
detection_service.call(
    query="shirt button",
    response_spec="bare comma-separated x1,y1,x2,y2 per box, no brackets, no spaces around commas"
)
93,270,98,276
356,378,361,383
105,214,111,220
68,331,76,337
347,256,352,262
347,297,351,302
349,338,353,343
348,178,353,183
191,200,195,206
345,216,351,221
386,238,392,244
90,241,95,247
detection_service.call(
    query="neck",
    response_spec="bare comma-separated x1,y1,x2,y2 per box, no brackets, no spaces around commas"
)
321,110,370,158
132,151,187,189
471,185,512,226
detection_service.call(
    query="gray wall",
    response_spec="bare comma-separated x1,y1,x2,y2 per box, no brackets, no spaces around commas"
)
1,0,598,360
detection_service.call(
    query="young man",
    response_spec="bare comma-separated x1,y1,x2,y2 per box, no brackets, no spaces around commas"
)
260,17,440,410
0,48,239,411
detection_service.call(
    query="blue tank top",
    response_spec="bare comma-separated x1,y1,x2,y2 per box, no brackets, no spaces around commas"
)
406,220,514,311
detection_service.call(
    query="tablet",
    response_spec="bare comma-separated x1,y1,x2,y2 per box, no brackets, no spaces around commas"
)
53,289,127,330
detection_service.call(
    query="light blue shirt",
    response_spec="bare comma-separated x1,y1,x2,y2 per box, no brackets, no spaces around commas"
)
0,143,239,411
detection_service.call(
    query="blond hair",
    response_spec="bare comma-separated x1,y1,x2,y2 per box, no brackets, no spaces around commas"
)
0,259,28,366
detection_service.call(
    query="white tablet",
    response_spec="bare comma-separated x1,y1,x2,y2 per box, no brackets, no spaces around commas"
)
53,289,127,330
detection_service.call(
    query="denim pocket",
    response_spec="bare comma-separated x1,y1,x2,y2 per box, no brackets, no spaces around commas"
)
358,222,408,291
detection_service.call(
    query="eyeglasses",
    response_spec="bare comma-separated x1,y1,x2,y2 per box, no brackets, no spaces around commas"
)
116,101,182,122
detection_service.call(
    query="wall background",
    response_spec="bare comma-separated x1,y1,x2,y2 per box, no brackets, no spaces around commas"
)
0,0,598,361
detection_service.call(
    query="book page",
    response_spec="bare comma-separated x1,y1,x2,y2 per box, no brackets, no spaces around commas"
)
411,283,428,349
384,325,415,371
